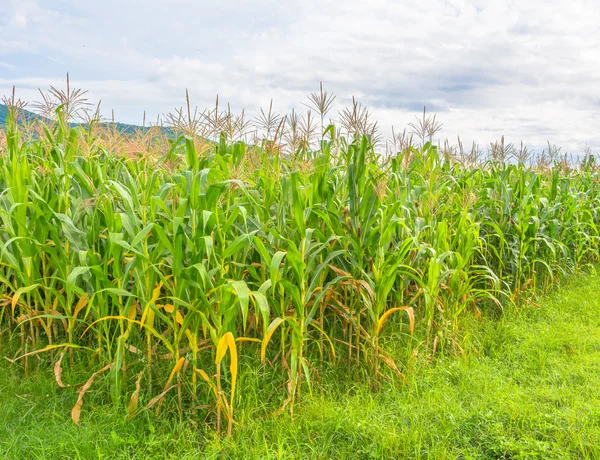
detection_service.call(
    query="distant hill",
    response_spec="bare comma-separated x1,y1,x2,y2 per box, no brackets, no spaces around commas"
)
0,104,151,134
0,103,43,126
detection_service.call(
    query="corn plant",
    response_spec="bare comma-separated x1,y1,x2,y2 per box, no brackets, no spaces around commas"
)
1,95,599,436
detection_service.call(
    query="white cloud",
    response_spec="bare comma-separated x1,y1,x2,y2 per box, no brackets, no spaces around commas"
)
1,0,599,152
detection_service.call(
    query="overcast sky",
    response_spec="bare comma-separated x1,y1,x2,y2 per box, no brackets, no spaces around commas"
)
1,0,599,153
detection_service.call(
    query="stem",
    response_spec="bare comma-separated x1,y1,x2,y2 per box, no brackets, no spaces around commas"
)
216,363,221,436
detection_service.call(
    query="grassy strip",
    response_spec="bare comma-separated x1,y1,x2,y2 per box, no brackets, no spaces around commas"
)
2,273,600,459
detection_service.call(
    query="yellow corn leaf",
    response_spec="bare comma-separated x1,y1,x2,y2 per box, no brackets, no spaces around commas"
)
159,304,184,325
49,309,68,331
73,295,88,319
328,264,351,277
54,351,68,388
12,343,92,362
226,333,238,406
163,356,186,391
261,317,286,361
235,337,261,344
151,283,163,302
379,353,406,382
175,311,184,326
140,282,163,327
126,344,143,354
127,302,137,321
215,333,231,365
71,363,112,424
127,370,144,420
10,284,41,314
269,398,291,418
186,330,198,352
194,369,219,398
16,314,30,323
146,385,177,410
81,316,174,354
375,306,414,337
195,368,211,383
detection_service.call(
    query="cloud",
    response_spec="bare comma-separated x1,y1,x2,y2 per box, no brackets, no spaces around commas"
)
0,0,599,152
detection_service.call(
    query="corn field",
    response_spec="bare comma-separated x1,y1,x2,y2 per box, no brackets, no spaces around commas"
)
1,103,599,436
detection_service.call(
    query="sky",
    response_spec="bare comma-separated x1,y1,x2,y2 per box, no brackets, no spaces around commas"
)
1,0,599,153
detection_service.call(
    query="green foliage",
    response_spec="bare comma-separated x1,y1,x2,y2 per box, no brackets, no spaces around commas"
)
1,115,600,436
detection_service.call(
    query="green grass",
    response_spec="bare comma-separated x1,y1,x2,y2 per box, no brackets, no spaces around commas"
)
2,272,600,459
